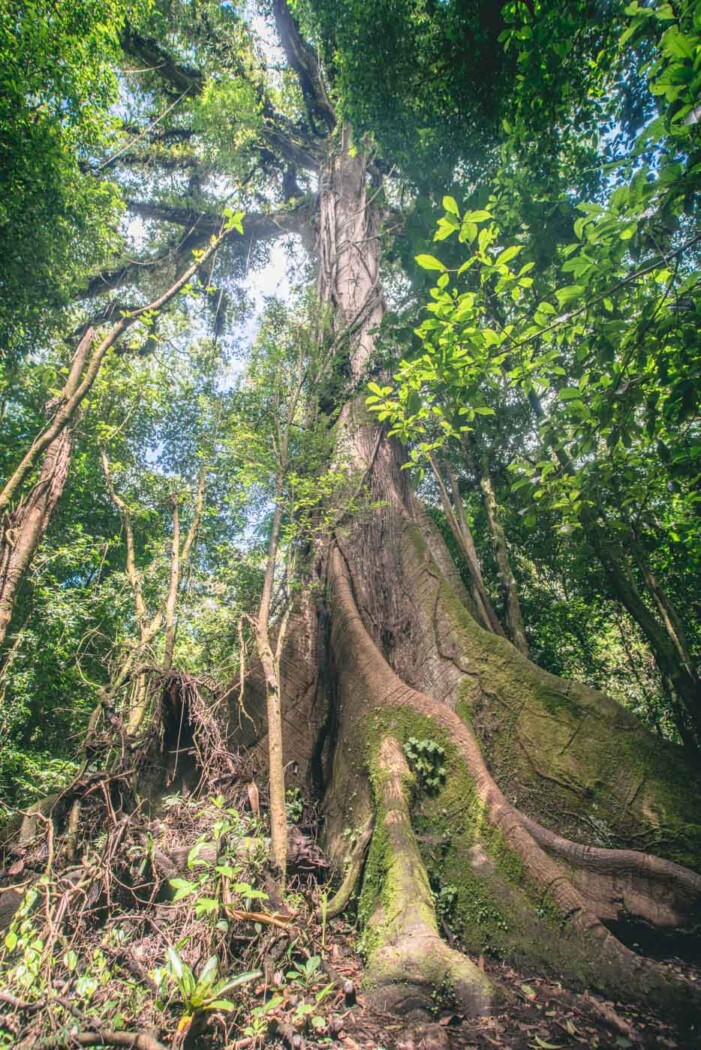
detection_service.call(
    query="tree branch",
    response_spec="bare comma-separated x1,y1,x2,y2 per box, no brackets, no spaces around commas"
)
121,30,204,94
271,1,336,132
0,222,234,515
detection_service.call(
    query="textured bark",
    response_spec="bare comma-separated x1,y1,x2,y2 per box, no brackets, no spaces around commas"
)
363,737,494,1016
476,458,528,655
318,125,384,381
305,131,701,1017
0,428,72,651
427,452,503,636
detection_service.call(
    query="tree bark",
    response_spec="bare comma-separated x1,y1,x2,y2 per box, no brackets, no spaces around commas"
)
475,456,528,655
427,452,503,636
255,473,288,883
0,428,72,652
308,129,701,1019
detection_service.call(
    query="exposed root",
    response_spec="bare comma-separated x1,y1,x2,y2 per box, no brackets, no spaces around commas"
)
519,811,701,928
364,737,493,1017
328,545,701,1003
323,814,373,919
520,811,701,891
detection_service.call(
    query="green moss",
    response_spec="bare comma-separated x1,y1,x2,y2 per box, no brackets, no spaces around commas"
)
400,514,701,871
357,819,390,957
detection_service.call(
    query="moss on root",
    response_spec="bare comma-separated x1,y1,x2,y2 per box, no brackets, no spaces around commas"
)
355,705,696,1009
359,736,494,1016
401,521,701,870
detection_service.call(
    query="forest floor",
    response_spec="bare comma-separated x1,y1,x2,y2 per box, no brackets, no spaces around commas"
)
322,927,700,1050
1,777,699,1050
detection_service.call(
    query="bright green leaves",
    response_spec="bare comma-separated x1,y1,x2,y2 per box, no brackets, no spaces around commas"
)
223,208,245,234
0,0,147,355
166,947,261,1027
415,253,447,272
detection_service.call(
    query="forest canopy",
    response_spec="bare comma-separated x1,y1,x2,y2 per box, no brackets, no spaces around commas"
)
0,1,699,1049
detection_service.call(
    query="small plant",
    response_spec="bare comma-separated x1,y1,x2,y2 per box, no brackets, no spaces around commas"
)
165,948,260,1032
242,994,284,1040
167,803,268,920
286,954,322,988
434,883,458,920
286,787,304,824
403,737,447,794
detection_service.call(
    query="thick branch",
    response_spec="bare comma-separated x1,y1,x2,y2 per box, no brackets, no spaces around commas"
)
121,30,204,94
271,1,336,132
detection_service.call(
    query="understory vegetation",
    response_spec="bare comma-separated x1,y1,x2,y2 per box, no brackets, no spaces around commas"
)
0,1,699,1048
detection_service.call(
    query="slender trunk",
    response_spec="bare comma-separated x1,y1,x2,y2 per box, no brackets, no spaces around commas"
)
100,464,207,729
0,428,73,652
527,391,701,746
256,473,287,882
163,497,180,672
587,524,701,746
629,528,695,678
428,452,503,635
475,457,528,655
0,223,231,516
0,328,96,651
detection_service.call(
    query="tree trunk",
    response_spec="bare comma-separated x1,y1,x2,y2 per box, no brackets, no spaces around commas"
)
527,391,701,747
475,457,528,655
0,428,73,652
163,497,180,672
256,474,288,883
307,132,701,1020
586,523,701,749
427,452,503,636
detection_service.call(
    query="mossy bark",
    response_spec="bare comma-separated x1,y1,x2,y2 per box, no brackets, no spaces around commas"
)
270,133,701,1020
318,402,701,1017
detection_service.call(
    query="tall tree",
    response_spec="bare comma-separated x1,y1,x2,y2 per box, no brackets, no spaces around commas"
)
1,0,700,1028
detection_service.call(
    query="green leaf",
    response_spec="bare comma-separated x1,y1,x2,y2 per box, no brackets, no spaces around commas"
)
461,221,478,243
195,956,219,996
415,254,447,272
167,946,184,982
442,195,459,216
215,970,262,995
170,878,197,901
555,285,584,307
495,245,523,267
206,998,237,1012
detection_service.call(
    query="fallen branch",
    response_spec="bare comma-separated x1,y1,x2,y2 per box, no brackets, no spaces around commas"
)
35,1030,168,1050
